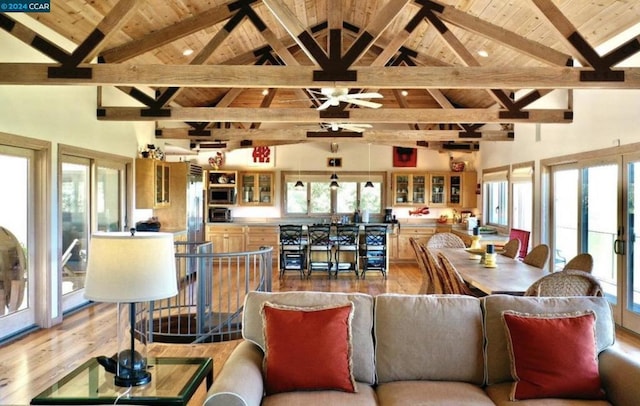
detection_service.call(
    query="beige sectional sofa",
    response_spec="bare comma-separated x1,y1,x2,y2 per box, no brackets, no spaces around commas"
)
204,291,640,406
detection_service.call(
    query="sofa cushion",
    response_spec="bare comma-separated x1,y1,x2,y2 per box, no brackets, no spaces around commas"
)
485,382,613,406
243,291,376,384
376,381,495,406
502,310,605,400
262,381,377,406
261,302,356,395
483,295,615,385
374,294,484,384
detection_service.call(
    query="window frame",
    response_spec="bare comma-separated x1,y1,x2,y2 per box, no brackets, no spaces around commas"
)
281,171,385,217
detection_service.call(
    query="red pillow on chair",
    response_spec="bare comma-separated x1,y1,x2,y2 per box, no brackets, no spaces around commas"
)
261,302,356,395
502,310,605,400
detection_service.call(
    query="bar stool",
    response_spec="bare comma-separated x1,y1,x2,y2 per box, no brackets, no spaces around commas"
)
334,224,359,278
307,224,333,277
360,225,388,279
278,225,306,278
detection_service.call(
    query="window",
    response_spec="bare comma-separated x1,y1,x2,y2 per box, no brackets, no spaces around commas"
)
511,164,533,232
283,172,384,216
483,169,508,226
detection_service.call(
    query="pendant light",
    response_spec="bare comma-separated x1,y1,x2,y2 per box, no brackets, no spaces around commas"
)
330,156,339,189
364,143,374,188
294,155,304,189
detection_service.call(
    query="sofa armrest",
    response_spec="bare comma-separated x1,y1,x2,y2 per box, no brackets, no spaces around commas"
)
204,340,265,406
599,345,640,406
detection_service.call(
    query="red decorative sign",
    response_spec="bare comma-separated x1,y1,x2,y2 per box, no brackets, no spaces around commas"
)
252,146,271,163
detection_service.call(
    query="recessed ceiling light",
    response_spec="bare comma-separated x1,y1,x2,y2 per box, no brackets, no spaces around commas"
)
401,90,408,97
477,50,489,58
182,49,194,56
262,89,269,96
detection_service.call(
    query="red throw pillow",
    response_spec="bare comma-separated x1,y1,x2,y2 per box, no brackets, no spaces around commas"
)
502,310,605,400
261,302,356,395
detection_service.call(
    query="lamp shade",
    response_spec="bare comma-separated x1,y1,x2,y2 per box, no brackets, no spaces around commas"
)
84,232,178,303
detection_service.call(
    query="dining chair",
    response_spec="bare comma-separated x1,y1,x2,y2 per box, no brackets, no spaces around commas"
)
500,238,521,259
410,237,432,294
334,224,359,278
307,224,333,278
436,252,475,295
524,269,603,297
426,232,466,249
278,225,306,278
422,246,446,294
360,225,388,279
562,253,594,273
508,228,530,260
522,244,550,269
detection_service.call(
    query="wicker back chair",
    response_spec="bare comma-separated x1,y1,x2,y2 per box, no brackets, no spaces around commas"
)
426,232,466,249
422,246,446,294
436,252,474,295
410,237,432,294
500,238,521,259
562,253,594,273
524,269,603,297
522,244,550,269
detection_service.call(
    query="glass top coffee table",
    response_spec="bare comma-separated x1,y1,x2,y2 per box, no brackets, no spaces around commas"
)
31,357,213,405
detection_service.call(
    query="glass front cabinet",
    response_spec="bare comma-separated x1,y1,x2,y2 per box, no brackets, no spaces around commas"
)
392,171,477,209
239,172,274,205
428,173,446,206
392,173,426,205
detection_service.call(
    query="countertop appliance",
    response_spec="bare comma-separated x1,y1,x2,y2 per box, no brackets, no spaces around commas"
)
209,207,232,223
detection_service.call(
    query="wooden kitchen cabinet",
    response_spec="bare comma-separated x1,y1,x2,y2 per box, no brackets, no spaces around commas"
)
245,225,279,264
392,173,427,205
238,172,274,205
428,172,447,207
393,226,435,261
206,225,245,253
135,158,171,209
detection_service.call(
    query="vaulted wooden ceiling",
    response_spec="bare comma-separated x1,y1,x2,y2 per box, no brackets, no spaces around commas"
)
2,0,640,151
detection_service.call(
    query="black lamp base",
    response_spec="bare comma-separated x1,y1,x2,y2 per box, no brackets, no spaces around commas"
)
114,370,151,387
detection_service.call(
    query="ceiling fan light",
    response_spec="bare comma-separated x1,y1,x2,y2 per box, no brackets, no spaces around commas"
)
330,173,338,180
294,180,304,189
330,180,339,189
364,181,374,188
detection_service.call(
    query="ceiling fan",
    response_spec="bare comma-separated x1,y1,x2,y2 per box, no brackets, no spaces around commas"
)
315,87,383,110
323,122,373,133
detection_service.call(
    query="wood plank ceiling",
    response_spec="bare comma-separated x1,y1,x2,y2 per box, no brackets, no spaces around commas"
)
2,0,640,151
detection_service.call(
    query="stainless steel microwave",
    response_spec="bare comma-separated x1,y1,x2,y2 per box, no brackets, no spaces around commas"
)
209,207,232,222
209,188,235,205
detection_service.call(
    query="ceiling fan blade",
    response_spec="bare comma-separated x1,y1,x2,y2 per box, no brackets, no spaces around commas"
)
317,99,334,110
345,92,383,99
343,98,383,109
338,124,369,132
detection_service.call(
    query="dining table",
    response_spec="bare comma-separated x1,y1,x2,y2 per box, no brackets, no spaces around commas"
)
431,247,549,295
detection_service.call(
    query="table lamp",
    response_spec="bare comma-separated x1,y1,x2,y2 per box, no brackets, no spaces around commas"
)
84,230,178,387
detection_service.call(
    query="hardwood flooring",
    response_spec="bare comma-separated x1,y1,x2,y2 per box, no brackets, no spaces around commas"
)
0,262,639,405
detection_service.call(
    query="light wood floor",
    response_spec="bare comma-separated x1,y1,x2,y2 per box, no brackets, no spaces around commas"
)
1,263,639,406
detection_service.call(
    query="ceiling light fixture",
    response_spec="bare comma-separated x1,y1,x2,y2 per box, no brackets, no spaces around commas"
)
295,155,304,189
365,143,374,188
477,50,489,58
182,49,194,56
261,89,269,96
330,157,339,189
401,90,408,97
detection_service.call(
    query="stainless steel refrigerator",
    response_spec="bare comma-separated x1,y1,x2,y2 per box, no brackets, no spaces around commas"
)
186,164,204,242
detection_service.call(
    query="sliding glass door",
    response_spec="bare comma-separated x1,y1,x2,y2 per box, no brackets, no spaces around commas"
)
623,154,640,331
551,159,622,324
0,146,35,338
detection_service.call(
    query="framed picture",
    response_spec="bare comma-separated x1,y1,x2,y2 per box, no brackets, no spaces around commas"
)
327,157,342,168
393,147,417,167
